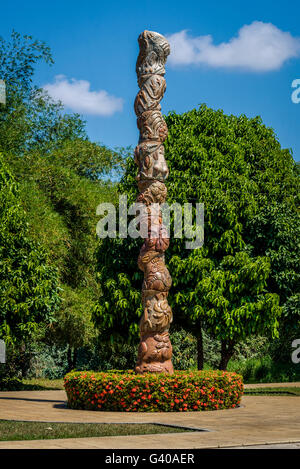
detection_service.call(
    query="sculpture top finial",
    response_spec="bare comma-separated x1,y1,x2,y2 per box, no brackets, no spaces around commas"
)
136,30,170,86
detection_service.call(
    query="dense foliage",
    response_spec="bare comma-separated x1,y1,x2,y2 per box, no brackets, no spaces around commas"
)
0,31,119,370
0,154,60,343
94,105,299,369
64,369,243,412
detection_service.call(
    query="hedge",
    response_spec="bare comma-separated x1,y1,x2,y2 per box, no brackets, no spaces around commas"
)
64,370,243,412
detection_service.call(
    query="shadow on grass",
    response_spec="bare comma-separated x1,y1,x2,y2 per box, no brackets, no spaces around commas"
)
0,396,66,403
0,379,65,392
16,383,63,391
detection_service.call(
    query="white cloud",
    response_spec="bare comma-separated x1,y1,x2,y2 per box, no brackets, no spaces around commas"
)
44,75,124,115
167,22,300,71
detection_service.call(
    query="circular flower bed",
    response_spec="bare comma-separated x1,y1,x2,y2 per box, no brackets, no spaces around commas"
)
64,370,243,412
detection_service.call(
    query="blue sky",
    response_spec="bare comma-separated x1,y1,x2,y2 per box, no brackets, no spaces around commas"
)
1,0,299,160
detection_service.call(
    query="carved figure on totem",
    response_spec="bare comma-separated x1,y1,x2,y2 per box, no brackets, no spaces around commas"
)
134,143,169,182
134,30,174,374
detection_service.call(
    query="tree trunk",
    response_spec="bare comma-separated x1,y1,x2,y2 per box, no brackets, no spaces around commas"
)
20,343,27,378
73,348,77,370
67,346,78,372
196,326,204,370
67,345,73,372
219,340,235,370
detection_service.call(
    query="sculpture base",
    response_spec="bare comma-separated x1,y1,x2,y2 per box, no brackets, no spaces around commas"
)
135,360,174,374
135,331,174,375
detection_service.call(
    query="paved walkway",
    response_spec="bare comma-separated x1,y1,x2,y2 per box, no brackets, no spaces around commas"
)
0,387,300,448
227,442,300,449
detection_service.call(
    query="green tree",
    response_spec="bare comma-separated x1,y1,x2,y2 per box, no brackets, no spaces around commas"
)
173,251,280,369
0,31,83,156
46,285,96,372
0,30,120,370
0,154,60,344
248,201,300,362
7,142,118,368
0,32,122,176
94,105,299,369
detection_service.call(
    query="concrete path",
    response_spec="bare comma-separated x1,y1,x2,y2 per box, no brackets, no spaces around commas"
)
0,388,300,448
226,442,300,449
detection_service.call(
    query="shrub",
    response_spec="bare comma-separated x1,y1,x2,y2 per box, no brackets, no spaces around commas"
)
228,356,300,383
64,370,243,412
0,376,23,391
169,329,197,370
75,342,138,372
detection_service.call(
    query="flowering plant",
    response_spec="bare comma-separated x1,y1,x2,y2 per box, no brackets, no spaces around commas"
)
64,370,243,412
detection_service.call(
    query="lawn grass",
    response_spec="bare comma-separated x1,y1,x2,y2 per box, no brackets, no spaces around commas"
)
0,420,194,441
21,378,64,390
244,387,300,396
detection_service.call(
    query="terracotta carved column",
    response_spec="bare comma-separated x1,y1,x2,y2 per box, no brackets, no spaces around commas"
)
134,31,173,374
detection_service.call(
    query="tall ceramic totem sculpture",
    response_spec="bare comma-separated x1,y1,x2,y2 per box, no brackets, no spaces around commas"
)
134,31,174,374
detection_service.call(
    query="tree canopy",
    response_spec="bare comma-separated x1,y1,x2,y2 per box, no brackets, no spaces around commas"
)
0,154,60,344
94,105,299,369
0,31,119,356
